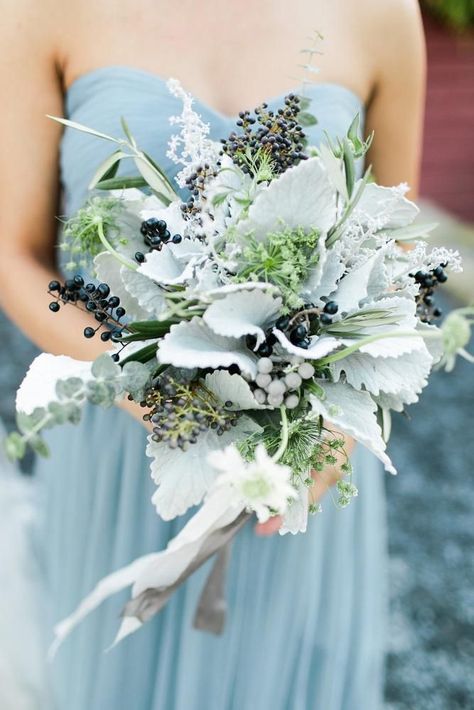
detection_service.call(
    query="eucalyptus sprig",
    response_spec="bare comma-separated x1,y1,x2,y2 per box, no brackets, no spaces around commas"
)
4,355,150,461
48,115,178,205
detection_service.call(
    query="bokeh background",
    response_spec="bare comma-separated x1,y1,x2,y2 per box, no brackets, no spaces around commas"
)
0,3,473,708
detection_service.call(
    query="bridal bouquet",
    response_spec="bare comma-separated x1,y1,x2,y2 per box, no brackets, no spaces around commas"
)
5,79,473,650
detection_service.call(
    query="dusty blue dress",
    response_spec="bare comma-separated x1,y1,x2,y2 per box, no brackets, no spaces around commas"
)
36,67,387,710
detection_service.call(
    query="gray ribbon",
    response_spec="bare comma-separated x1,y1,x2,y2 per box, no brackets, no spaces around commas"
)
122,511,251,633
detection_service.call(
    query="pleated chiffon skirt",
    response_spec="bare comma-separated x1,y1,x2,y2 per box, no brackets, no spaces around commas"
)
36,404,387,710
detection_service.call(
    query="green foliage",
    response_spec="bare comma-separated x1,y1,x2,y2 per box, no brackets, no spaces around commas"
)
233,227,321,310
59,196,121,272
423,0,474,29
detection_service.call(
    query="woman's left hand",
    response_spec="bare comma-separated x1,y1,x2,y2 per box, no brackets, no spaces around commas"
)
255,431,356,536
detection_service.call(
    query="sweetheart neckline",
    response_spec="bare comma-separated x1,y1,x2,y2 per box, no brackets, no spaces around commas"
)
65,65,365,123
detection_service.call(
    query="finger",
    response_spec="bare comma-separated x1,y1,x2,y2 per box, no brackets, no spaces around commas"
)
254,515,283,536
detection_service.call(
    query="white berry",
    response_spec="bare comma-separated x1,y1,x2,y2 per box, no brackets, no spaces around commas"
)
257,357,273,374
298,362,315,379
285,394,300,409
256,373,272,388
267,393,284,407
284,372,302,390
267,379,286,396
253,388,267,404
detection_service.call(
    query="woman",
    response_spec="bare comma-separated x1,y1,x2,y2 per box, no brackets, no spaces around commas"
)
0,0,425,708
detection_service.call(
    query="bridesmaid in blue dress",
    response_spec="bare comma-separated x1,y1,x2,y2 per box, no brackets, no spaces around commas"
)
0,2,426,708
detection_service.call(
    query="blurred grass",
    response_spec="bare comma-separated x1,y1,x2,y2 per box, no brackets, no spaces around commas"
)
422,0,474,30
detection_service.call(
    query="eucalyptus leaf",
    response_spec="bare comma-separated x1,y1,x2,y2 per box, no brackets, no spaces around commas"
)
47,116,120,144
96,176,149,191
342,138,356,198
55,377,84,399
29,435,50,458
86,380,118,407
119,342,158,366
134,156,175,204
89,150,128,190
4,432,27,461
298,111,318,127
121,361,151,399
120,117,137,147
297,96,311,111
127,320,176,337
91,353,121,380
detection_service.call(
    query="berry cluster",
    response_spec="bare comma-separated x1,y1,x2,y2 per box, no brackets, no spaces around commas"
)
48,276,126,349
412,265,447,323
246,301,339,358
252,357,315,408
135,218,183,264
220,94,307,175
181,164,219,217
141,376,240,451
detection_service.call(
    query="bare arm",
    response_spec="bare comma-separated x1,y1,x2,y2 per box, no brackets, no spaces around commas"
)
365,0,427,198
0,0,145,423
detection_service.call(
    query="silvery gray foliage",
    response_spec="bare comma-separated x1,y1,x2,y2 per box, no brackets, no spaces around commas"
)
5,354,150,459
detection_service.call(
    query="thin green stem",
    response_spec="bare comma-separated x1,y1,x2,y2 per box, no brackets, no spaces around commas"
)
272,406,289,463
96,220,137,270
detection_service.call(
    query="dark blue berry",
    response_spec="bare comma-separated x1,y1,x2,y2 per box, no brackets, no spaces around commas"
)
275,315,290,330
257,342,273,357
323,301,338,314
115,307,126,319
97,283,110,298
48,280,61,292
84,327,95,339
49,301,60,312
135,251,145,263
108,296,120,308
246,334,257,350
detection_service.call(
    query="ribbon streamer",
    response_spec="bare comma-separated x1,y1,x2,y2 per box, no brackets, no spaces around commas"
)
123,512,251,632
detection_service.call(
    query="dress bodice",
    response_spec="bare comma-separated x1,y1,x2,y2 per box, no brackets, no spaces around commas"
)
60,66,365,215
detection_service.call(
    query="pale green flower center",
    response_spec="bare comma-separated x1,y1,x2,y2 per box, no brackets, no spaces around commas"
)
241,476,271,500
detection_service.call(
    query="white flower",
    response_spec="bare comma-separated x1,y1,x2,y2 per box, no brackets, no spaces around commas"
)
208,444,296,523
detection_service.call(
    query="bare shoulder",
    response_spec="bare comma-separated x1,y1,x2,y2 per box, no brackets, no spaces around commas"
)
360,0,426,79
0,0,65,69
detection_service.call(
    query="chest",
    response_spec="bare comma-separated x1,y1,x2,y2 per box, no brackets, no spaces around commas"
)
61,0,368,116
